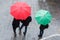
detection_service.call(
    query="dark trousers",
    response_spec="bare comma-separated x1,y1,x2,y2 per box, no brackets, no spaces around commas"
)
13,27,16,35
39,29,44,37
19,24,28,35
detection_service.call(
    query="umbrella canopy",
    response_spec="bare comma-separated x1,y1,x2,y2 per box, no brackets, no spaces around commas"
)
10,2,31,20
35,10,52,25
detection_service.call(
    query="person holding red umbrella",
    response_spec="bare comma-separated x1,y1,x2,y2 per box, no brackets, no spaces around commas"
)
10,2,32,37
12,16,32,37
19,16,32,36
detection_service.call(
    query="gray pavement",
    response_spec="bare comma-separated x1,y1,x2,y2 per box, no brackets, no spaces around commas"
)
0,0,60,40
46,36,60,40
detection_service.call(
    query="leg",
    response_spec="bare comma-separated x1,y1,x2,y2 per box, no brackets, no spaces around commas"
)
13,27,16,37
38,29,44,38
19,24,24,31
20,24,24,30
23,26,27,36
40,30,44,37
19,24,24,34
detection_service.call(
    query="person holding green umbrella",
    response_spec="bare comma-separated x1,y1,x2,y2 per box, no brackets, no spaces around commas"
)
35,10,52,39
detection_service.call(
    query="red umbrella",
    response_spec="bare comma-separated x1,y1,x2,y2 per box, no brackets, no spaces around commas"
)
10,2,31,20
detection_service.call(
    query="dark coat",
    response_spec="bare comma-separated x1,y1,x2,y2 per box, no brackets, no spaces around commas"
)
12,18,20,28
12,16,32,27
20,16,32,26
40,24,49,30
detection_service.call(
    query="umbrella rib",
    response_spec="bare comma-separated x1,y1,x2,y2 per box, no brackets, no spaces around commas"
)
23,7,30,13
39,16,43,23
46,16,52,22
45,12,52,21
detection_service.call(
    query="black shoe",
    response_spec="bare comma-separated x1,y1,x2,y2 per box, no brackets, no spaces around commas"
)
23,32,26,36
38,35,42,39
14,34,16,37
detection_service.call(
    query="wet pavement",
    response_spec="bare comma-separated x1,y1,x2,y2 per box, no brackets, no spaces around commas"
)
45,36,60,40
0,0,60,40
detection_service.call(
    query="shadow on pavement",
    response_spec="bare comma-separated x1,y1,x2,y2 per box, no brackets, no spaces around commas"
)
11,34,26,40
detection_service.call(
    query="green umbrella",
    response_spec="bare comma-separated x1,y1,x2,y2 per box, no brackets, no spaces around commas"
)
35,10,52,25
